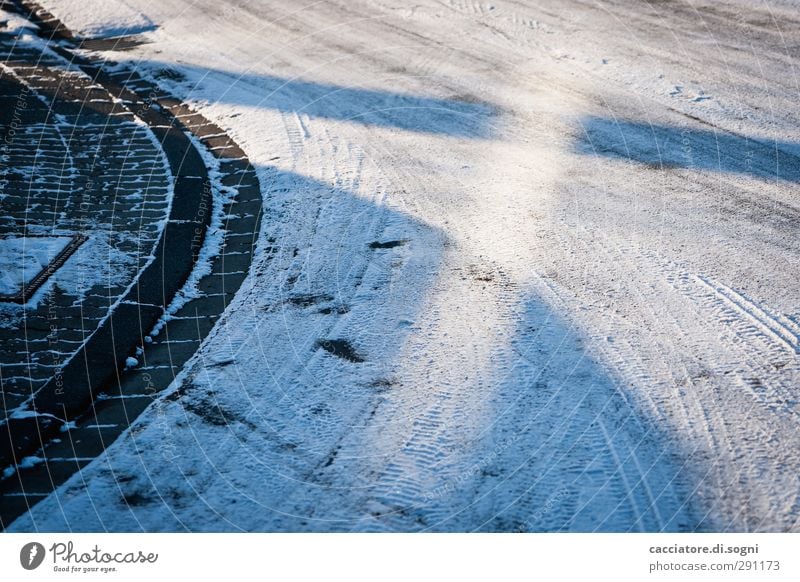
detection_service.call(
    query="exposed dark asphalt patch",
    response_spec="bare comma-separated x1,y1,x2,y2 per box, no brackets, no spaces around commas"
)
322,449,338,468
316,339,365,363
120,491,153,507
286,293,334,307
318,304,349,315
181,390,256,429
368,239,407,249
370,377,398,392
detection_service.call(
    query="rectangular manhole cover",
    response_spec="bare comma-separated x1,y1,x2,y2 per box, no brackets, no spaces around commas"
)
0,234,88,303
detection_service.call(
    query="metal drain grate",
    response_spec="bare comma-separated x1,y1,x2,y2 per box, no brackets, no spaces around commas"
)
0,233,88,303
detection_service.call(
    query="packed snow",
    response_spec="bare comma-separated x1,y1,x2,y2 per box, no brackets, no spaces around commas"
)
9,0,800,532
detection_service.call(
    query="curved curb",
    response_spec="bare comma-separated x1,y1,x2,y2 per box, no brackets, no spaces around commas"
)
0,0,263,527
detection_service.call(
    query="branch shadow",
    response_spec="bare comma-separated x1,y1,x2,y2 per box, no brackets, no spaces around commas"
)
143,61,495,138
575,116,800,183
444,296,703,532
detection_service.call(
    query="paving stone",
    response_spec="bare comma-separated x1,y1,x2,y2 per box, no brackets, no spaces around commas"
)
179,293,236,318
85,396,154,429
139,339,199,369
217,251,255,273
0,494,38,529
161,316,218,342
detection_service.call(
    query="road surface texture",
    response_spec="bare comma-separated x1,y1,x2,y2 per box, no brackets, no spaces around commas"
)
5,0,800,532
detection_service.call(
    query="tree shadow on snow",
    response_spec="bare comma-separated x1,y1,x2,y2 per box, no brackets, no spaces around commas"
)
575,116,800,183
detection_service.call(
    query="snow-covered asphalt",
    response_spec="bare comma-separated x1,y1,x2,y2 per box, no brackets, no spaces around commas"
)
9,0,800,531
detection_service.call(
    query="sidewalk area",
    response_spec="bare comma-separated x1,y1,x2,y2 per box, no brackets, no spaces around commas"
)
0,1,262,528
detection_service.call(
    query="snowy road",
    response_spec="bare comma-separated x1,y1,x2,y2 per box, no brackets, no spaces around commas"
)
10,0,800,531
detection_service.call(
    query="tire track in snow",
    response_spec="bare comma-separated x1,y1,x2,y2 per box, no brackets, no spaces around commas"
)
538,221,800,530
528,269,682,531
